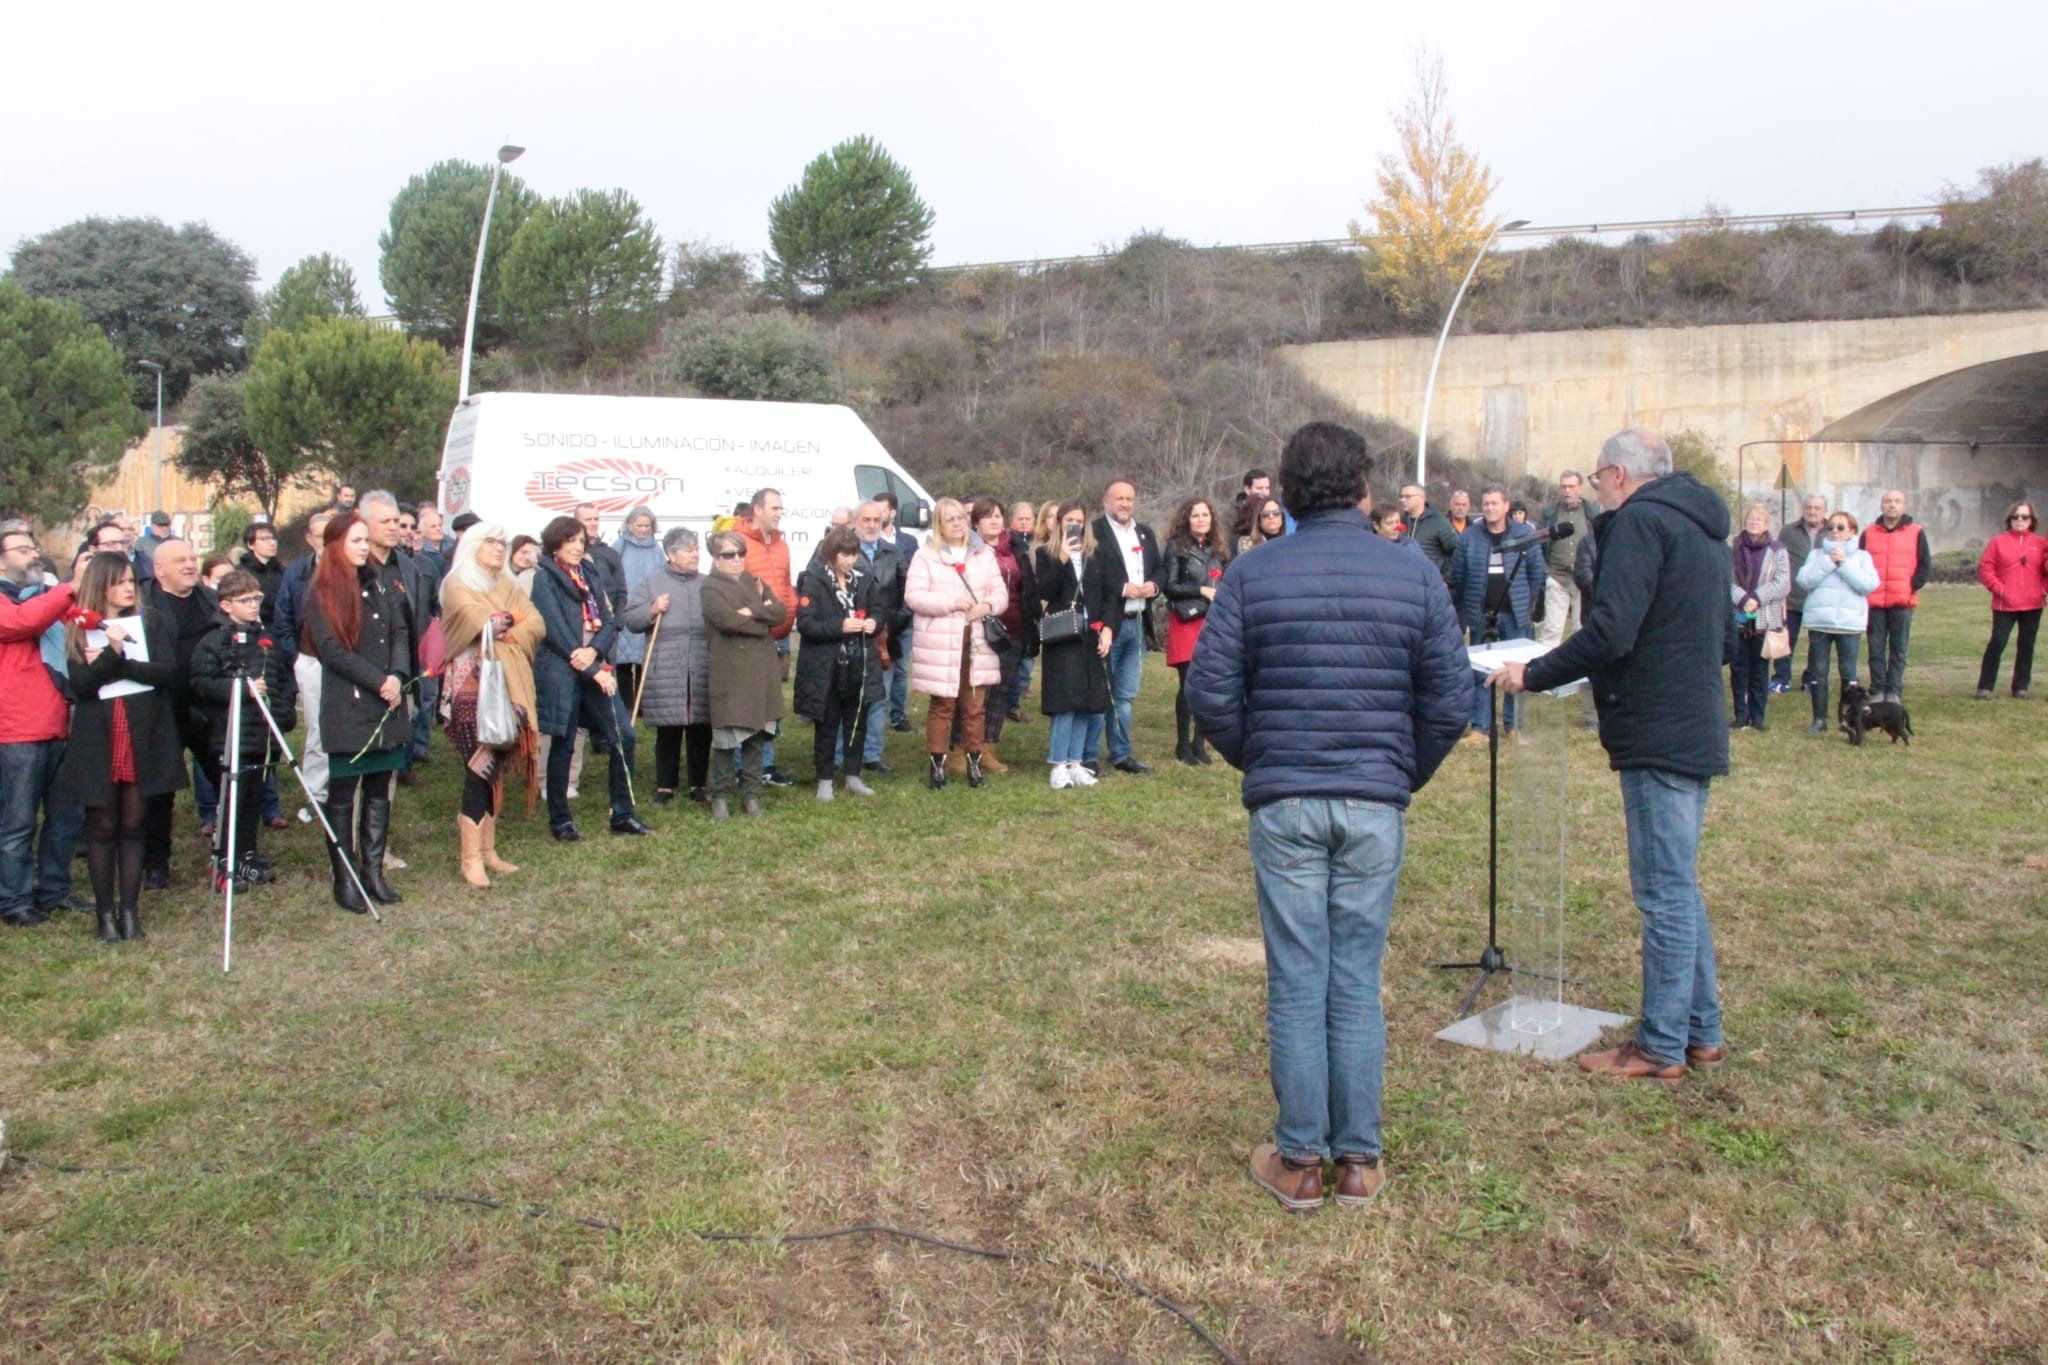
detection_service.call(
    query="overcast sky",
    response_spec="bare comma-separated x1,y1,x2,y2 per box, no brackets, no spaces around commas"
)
6,0,2040,305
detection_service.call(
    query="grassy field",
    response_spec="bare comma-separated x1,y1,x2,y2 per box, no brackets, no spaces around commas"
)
3,584,2045,1362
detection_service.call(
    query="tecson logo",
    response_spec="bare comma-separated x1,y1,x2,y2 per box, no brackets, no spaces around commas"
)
524,459,686,515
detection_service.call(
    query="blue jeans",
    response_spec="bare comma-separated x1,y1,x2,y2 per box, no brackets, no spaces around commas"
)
1772,608,1805,688
889,627,912,724
1047,711,1103,765
0,739,65,914
763,640,789,771
1091,616,1145,763
545,686,635,828
1468,627,1521,732
1806,630,1861,719
1866,606,1913,697
410,675,439,759
193,758,218,825
1618,768,1722,1066
1249,797,1405,1161
1006,655,1035,714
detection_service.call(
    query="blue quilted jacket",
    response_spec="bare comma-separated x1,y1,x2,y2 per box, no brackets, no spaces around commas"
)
1187,506,1473,811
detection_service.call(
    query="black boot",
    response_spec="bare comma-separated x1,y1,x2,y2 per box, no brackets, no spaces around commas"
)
927,752,948,790
1191,736,1212,765
1174,695,1195,764
324,800,368,913
1808,680,1828,733
966,752,986,789
359,795,402,905
95,907,119,943
117,903,144,941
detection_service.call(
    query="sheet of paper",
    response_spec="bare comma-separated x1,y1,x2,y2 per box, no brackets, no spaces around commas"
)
1466,639,1584,697
89,614,154,700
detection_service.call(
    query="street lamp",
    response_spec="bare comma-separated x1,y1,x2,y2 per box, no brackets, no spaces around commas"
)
137,360,165,511
457,141,526,403
1415,218,1529,486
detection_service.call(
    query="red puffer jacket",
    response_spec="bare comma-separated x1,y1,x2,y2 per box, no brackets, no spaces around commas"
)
1977,529,2048,613
0,581,76,744
1861,517,1929,609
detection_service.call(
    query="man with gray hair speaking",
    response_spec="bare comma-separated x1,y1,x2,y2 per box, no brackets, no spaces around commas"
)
1489,428,1736,1082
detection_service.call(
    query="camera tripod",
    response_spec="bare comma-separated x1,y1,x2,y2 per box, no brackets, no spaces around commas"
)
218,649,380,975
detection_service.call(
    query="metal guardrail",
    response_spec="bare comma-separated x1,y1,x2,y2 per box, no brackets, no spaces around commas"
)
927,205,1946,275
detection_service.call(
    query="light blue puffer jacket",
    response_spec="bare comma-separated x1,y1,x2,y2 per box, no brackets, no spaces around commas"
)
1795,544,1879,634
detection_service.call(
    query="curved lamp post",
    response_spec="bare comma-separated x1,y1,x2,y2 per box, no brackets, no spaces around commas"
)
137,360,165,511
1415,218,1528,486
457,141,526,404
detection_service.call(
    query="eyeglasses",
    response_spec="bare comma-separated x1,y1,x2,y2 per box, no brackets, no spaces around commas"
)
482,536,507,547
1,539,35,555
226,592,264,605
96,538,132,550
714,550,746,560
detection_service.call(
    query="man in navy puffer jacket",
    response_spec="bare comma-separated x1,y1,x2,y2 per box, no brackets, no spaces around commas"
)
1189,422,1471,1213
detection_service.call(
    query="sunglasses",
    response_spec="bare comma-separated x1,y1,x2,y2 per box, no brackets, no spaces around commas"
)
2013,514,2036,523
714,550,746,560
1829,523,1853,532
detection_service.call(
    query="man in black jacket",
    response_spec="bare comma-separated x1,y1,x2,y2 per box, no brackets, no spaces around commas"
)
236,523,286,624
139,539,220,887
850,501,904,774
1399,484,1460,579
1491,428,1735,1083
1089,478,1165,774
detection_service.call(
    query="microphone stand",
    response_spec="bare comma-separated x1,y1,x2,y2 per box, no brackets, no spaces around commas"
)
1436,531,1574,1017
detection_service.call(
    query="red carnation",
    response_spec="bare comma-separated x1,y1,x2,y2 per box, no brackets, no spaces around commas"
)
258,637,274,649
854,609,867,619
1208,567,1223,579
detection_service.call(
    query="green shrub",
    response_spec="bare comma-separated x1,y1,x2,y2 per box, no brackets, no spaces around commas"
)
661,311,839,403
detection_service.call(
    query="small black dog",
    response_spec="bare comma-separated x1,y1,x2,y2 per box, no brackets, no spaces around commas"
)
1839,681,1914,746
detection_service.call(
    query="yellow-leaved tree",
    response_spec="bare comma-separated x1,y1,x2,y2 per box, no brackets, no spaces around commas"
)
1349,54,1500,325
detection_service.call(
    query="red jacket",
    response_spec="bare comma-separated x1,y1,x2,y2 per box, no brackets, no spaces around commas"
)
1860,516,1929,609
0,580,76,744
1977,529,2048,613
738,519,796,640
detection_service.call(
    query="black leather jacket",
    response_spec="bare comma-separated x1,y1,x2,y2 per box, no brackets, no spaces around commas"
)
1165,541,1225,619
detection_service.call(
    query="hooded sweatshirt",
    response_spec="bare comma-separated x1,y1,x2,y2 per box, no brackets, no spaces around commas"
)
1524,471,1736,779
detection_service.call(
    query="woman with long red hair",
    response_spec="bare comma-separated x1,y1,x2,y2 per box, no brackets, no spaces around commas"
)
301,513,412,912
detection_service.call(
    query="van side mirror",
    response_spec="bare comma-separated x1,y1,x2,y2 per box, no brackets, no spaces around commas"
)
910,499,931,530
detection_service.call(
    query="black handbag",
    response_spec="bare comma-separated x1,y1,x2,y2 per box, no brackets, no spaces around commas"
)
964,570,1011,650
1171,596,1209,623
1038,560,1092,644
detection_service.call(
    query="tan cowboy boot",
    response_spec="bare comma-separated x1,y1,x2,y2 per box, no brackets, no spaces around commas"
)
456,816,490,889
479,814,519,875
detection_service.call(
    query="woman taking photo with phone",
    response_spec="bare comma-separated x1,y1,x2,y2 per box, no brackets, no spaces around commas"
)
1033,501,1114,789
54,551,184,942
1163,496,1229,765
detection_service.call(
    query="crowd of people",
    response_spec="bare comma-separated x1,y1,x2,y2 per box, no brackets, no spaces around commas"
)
3,457,2039,987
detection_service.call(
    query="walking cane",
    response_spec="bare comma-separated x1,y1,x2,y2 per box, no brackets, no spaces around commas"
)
630,612,663,729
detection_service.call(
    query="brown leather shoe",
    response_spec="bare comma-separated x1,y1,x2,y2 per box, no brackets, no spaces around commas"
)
975,749,1009,775
944,747,968,778
1248,1142,1325,1214
1333,1154,1388,1208
1577,1040,1686,1081
1685,1043,1728,1067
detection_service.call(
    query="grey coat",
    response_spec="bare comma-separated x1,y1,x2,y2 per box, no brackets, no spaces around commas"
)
1781,518,1824,611
610,531,667,665
618,564,710,727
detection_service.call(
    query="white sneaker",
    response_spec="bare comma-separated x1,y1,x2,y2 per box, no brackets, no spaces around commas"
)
1050,764,1072,790
566,785,579,800
815,780,835,802
844,775,876,797
1068,762,1098,787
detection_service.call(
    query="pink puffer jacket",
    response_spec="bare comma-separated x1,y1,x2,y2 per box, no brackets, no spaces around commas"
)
905,543,1008,698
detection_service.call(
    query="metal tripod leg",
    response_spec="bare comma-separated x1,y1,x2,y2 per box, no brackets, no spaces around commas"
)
246,678,381,923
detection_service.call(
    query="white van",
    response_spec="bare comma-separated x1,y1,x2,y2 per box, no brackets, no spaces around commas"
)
436,392,934,551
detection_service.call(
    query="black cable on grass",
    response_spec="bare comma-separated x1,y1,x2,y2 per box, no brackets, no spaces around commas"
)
10,1156,1243,1364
